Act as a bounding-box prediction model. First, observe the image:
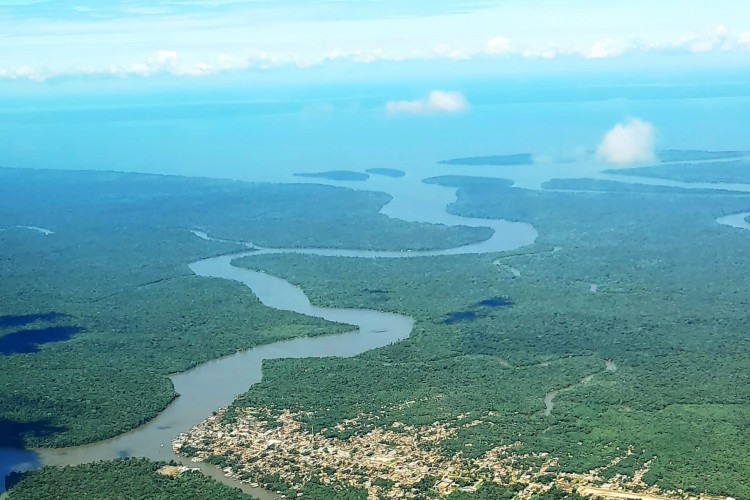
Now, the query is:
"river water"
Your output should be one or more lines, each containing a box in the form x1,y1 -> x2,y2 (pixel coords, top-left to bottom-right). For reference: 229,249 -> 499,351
0,172 -> 537,497
3,162 -> 750,497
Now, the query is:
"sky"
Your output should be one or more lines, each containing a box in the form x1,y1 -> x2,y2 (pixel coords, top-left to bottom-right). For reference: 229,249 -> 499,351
1,0 -> 749,177
2,0 -> 750,90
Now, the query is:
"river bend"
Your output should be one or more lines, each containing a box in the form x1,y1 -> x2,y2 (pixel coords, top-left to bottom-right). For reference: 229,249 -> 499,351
3,178 -> 750,497
0,178 -> 536,497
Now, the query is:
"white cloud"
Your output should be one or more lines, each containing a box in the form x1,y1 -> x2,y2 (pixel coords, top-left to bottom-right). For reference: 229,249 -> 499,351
123,7 -> 174,15
3,10 -> 750,83
426,90 -> 468,112
325,48 -> 389,64
738,32 -> 750,48
433,44 -> 468,60
585,38 -> 628,59
673,24 -> 731,53
386,100 -> 425,114
485,36 -> 512,55
386,90 -> 469,115
154,50 -> 177,64
596,118 -> 656,165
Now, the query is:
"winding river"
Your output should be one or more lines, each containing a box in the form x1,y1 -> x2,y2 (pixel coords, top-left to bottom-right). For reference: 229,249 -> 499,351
716,212 -> 750,231
0,179 -> 536,497
3,168 -> 750,497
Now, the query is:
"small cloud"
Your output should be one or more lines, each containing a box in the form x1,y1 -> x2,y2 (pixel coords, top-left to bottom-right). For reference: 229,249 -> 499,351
585,38 -> 628,59
154,50 -> 178,64
485,36 -> 512,55
0,65 -> 47,82
433,44 -> 468,60
596,118 -> 656,165
674,24 -> 731,53
386,90 -> 469,115
386,99 -> 425,114
521,43 -> 562,59
427,90 -> 468,112
123,6 -> 173,15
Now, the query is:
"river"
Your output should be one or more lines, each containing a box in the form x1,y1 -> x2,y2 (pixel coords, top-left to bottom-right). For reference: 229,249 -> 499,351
0,174 -> 536,498
3,165 -> 750,497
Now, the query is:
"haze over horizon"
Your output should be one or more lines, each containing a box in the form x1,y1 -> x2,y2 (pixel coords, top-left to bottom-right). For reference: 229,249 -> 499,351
1,1 -> 749,179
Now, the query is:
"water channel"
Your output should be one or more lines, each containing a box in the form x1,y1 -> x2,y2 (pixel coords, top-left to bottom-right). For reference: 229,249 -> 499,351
1,177 -> 537,498
3,166 -> 750,497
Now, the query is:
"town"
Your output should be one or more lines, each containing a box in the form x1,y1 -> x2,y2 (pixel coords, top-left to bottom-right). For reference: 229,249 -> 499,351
173,407 -> 725,500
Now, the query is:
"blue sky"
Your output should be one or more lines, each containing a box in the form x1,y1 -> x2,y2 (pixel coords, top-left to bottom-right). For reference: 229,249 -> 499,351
1,1 -> 749,178
2,0 -> 749,89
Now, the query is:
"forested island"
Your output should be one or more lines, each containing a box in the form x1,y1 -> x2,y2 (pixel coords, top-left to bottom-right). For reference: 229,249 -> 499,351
365,168 -> 406,178
294,170 -> 370,181
609,159 -> 750,184
438,153 -> 535,166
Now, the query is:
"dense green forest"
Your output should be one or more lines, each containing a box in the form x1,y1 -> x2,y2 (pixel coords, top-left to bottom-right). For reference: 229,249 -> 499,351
655,150 -> 747,162
0,167 -> 487,448
224,175 -> 750,498
6,163 -> 750,498
365,168 -> 405,177
438,149 -> 747,169
5,458 -> 249,499
543,177 -> 750,194
609,159 -> 750,184
438,153 -> 535,166
294,170 -> 370,181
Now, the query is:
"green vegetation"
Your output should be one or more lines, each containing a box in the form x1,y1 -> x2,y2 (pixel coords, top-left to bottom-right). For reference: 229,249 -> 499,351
543,177 -> 749,194
447,483 -> 524,499
259,475 -> 366,500
5,458 -> 250,499
365,168 -> 405,177
7,162 -> 750,497
656,149 -> 747,162
226,175 -> 750,498
607,159 -> 750,184
439,150 -> 748,169
0,167 -> 486,447
294,170 -> 369,181
438,153 -> 534,166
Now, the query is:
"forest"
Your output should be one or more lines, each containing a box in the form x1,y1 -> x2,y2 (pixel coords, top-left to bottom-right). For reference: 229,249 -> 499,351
0,166 -> 486,448
365,168 -> 405,178
221,173 -> 750,498
294,170 -> 370,181
5,458 -> 248,499
7,460 -> 577,500
438,153 -> 535,166
610,159 -> 750,184
6,163 -> 750,498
